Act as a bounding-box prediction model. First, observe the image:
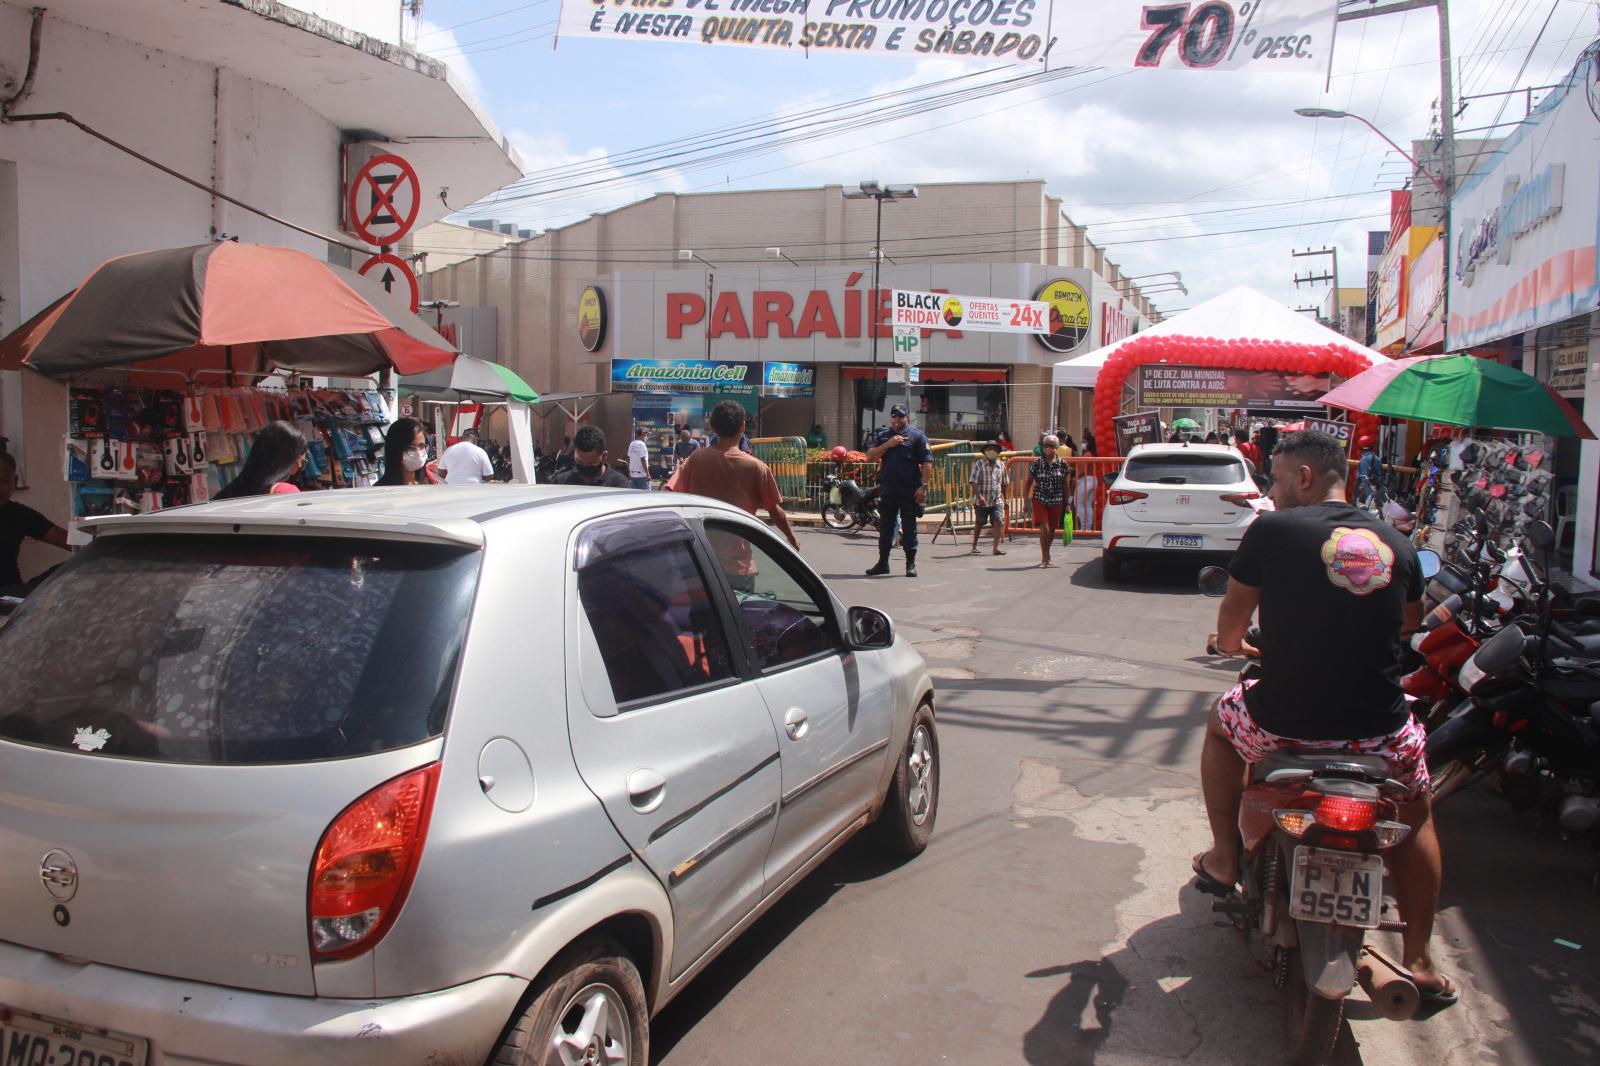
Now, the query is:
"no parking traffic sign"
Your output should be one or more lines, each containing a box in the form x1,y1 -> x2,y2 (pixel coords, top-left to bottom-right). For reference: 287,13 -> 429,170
346,152 -> 421,246
358,253 -> 420,314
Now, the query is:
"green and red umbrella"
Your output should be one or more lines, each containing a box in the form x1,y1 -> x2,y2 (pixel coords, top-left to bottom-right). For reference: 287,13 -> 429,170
402,353 -> 539,404
0,242 -> 456,378
1320,353 -> 1594,439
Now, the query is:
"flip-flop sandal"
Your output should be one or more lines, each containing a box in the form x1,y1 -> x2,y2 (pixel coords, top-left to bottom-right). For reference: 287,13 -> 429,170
1414,975 -> 1459,1016
968,548 -> 982,555
993,549 -> 1006,556
1191,851 -> 1236,898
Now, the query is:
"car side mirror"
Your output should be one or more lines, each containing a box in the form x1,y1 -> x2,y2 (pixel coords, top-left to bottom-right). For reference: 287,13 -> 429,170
1416,549 -> 1442,580
1101,472 -> 1118,488
1198,566 -> 1230,598
848,605 -> 895,649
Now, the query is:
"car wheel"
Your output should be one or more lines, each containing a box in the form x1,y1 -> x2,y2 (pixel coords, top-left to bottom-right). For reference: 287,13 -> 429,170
491,937 -> 648,1066
876,704 -> 939,856
1101,552 -> 1123,582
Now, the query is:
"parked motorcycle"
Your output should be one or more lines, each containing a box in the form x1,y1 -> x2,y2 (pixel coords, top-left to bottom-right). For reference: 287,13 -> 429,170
822,471 -> 879,533
1199,560 -> 1441,1064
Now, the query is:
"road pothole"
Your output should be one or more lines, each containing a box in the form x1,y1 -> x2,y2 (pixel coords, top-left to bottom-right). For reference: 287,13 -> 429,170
926,665 -> 976,681
914,637 -> 976,660
1016,653 -> 1144,682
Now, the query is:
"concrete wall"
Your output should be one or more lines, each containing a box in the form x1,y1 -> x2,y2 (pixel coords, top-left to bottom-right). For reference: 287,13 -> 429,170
1573,311 -> 1600,590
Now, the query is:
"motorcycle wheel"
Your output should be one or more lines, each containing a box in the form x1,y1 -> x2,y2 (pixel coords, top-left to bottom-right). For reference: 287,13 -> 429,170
1429,749 -> 1493,803
823,505 -> 855,531
1280,950 -> 1344,1066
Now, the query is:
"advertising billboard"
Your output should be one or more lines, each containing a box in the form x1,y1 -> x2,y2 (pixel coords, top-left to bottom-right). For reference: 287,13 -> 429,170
1136,365 -> 1329,410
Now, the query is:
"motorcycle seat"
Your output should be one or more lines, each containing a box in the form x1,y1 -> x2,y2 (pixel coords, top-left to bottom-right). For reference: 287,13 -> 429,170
1543,671 -> 1600,706
1252,750 -> 1392,786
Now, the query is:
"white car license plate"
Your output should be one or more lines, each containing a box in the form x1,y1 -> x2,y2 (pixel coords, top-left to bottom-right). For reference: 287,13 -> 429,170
1163,534 -> 1203,548
0,1009 -> 148,1066
1289,846 -> 1383,929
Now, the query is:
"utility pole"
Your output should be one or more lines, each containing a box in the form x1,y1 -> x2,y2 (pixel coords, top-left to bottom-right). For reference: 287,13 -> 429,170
1292,246 -> 1338,288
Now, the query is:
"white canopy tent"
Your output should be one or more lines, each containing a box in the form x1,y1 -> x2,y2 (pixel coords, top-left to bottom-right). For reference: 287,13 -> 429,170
1052,286 -> 1385,388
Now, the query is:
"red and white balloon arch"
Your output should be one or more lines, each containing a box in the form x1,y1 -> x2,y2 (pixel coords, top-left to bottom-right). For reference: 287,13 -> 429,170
1091,334 -> 1380,452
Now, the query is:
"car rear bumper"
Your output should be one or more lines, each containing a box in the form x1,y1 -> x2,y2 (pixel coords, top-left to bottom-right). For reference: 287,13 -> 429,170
1104,530 -> 1247,556
0,939 -> 524,1066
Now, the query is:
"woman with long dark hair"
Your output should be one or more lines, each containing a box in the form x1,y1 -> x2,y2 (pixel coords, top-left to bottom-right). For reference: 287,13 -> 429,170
375,418 -> 437,486
214,420 -> 307,499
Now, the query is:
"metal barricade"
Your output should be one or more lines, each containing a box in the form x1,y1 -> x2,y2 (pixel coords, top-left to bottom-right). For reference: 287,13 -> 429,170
751,436 -> 809,506
1002,455 -> 1123,538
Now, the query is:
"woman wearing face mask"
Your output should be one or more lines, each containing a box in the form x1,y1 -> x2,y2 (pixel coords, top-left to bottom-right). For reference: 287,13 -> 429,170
375,418 -> 438,486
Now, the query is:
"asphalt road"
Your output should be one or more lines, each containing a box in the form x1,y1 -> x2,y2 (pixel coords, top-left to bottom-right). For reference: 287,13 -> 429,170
650,526 -> 1600,1065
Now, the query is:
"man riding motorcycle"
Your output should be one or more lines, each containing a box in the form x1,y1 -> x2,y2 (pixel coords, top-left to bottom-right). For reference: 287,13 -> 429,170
1194,429 -> 1458,1012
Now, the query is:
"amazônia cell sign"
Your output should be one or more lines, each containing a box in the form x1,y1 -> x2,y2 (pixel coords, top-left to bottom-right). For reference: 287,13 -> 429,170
558,0 -> 1336,75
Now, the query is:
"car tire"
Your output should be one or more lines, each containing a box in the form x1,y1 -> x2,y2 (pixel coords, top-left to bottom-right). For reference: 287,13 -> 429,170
876,704 -> 939,856
1101,552 -> 1123,582
491,936 -> 649,1066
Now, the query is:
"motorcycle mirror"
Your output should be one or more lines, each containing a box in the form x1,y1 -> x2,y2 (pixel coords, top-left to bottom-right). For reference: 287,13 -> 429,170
1527,520 -> 1556,551
1416,549 -> 1442,580
1198,566 -> 1231,598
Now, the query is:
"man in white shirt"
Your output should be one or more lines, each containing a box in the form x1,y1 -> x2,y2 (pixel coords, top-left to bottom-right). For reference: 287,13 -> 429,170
626,429 -> 651,490
437,428 -> 495,485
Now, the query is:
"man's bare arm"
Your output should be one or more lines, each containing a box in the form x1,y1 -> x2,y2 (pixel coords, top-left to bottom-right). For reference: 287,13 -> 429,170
769,504 -> 800,551
1215,579 -> 1262,656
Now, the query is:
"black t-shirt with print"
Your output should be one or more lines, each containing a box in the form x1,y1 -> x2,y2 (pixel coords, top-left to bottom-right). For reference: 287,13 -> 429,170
1,501 -> 53,587
1228,501 -> 1422,741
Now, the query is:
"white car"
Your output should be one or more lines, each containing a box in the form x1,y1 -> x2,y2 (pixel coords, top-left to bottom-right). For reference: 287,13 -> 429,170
1099,443 -> 1264,581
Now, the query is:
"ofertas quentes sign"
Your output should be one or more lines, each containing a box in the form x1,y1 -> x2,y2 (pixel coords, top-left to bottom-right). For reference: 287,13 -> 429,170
891,289 -> 1049,334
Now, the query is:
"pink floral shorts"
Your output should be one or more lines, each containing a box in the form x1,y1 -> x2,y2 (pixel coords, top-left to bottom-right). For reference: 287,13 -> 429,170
1215,679 -> 1430,801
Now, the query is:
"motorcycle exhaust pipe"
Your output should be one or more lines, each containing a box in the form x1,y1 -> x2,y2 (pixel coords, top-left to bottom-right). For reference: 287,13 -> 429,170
1357,946 -> 1420,1021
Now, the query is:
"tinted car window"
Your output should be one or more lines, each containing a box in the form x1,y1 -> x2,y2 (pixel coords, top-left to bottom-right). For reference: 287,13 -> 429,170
578,541 -> 736,705
705,524 -> 836,670
0,534 -> 479,764
1124,454 -> 1247,486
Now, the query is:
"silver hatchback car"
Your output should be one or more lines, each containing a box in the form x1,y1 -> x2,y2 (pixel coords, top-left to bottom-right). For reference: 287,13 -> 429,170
0,486 -> 938,1065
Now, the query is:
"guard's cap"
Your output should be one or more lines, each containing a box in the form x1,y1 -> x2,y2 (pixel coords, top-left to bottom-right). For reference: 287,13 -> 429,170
889,403 -> 909,417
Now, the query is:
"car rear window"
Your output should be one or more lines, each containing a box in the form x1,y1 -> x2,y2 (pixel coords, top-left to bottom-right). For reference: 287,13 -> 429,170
1124,454 -> 1247,486
0,534 -> 480,764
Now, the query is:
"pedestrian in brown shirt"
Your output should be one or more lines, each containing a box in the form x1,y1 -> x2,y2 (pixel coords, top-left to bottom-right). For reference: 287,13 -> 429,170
666,401 -> 800,561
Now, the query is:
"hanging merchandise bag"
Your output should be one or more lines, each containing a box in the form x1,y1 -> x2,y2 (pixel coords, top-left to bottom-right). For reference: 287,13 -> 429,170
1061,509 -> 1074,547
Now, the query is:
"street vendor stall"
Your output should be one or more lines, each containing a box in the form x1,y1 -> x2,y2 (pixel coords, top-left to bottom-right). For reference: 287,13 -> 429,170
401,353 -> 540,483
0,242 -> 457,519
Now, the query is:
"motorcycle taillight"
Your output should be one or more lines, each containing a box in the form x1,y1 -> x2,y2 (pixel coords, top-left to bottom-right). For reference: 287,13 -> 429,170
1313,794 -> 1376,832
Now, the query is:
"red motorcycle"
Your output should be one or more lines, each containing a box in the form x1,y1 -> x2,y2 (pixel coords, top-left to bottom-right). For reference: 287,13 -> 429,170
1201,566 -> 1431,1065
1402,594 -> 1480,731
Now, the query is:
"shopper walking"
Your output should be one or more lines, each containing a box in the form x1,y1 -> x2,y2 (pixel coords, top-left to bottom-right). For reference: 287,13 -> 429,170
1025,435 -> 1069,569
375,417 -> 439,486
666,400 -> 800,557
214,420 -> 307,499
550,425 -> 632,488
864,403 -> 933,578
437,427 -> 494,485
968,442 -> 1008,557
0,451 -> 70,593
626,428 -> 651,490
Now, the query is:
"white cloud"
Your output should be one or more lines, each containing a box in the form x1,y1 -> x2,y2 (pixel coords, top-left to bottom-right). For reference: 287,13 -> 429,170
413,18 -> 489,108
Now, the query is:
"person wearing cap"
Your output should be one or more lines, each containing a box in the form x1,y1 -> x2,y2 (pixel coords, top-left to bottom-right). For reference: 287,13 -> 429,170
1356,434 -> 1382,507
968,442 -> 1008,557
864,403 -> 933,577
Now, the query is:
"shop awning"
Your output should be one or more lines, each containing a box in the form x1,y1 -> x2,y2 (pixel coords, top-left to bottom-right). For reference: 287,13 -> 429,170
402,353 -> 539,403
842,367 -> 1009,382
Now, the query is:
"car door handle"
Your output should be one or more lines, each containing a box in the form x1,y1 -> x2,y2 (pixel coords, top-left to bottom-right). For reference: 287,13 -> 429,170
784,707 -> 809,741
626,768 -> 667,813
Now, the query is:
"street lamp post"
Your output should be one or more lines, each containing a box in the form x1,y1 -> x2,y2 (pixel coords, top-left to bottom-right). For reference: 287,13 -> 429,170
843,180 -> 918,439
1293,108 -> 1448,195
678,250 -> 717,362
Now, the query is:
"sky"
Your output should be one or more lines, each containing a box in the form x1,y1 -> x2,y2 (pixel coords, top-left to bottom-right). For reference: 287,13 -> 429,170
404,0 -> 1598,318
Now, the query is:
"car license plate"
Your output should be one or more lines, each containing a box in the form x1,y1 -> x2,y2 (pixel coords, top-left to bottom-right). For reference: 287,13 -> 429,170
1176,494 -> 1190,505
1163,534 -> 1203,548
1289,846 -> 1383,929
0,1009 -> 148,1066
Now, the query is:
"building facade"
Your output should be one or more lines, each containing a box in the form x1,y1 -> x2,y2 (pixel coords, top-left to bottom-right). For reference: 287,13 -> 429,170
422,180 -> 1169,452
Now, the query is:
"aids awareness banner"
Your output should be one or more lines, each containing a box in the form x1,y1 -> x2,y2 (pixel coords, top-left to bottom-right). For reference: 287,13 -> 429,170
557,0 -> 1336,75
892,289 -> 1049,334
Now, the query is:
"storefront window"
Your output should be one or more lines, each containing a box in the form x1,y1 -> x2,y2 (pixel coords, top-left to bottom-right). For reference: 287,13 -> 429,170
922,385 -> 1007,442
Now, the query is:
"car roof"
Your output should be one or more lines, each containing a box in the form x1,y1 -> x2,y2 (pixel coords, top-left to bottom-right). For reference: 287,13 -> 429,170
1126,443 -> 1244,459
80,486 -> 755,548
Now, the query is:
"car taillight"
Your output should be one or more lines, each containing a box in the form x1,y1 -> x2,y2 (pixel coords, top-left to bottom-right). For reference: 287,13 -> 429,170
1313,794 -> 1376,832
1107,489 -> 1147,506
1220,491 -> 1260,507
309,762 -> 441,960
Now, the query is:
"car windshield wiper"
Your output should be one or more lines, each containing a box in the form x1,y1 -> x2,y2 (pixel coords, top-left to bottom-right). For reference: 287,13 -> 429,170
1157,476 -> 1188,484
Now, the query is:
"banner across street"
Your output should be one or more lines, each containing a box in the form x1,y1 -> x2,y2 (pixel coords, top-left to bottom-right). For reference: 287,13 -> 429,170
556,0 -> 1337,76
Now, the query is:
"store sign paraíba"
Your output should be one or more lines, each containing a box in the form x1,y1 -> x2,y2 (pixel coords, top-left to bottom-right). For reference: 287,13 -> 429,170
1136,365 -> 1330,410
600,264 -> 1102,364
1449,49 -> 1600,348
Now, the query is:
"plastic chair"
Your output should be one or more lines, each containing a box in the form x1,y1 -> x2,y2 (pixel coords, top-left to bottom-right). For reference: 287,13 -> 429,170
1555,484 -> 1578,550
